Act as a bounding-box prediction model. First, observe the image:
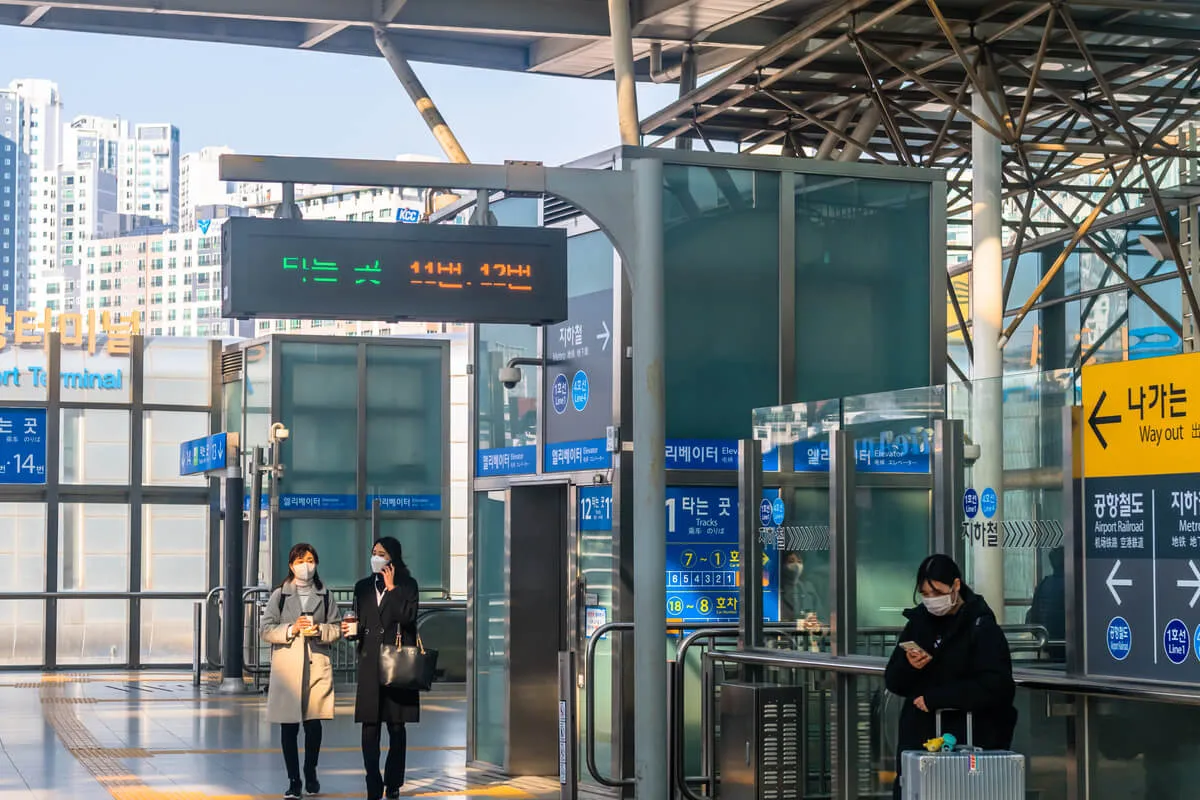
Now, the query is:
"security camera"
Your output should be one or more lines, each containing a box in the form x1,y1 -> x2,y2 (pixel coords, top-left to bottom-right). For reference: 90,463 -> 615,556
963,440 -> 981,465
269,422 -> 290,443
499,366 -> 522,390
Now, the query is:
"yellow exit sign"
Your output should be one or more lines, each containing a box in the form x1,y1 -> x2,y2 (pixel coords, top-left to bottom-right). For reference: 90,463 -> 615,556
1082,352 -> 1200,478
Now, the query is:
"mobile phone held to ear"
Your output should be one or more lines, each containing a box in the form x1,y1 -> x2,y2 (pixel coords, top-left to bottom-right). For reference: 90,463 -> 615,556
900,640 -> 931,660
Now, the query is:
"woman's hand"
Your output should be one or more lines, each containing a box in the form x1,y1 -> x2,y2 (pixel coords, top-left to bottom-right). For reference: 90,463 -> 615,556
906,648 -> 932,670
340,620 -> 351,635
914,696 -> 929,712
382,563 -> 396,592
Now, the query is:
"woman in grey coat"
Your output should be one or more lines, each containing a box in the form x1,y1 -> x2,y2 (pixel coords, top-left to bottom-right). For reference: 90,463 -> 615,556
261,543 -> 342,800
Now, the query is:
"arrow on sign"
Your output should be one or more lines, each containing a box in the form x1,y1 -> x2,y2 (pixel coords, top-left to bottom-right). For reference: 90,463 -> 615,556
1107,560 -> 1132,605
1178,560 -> 1200,608
597,321 -> 611,351
1088,390 -> 1122,449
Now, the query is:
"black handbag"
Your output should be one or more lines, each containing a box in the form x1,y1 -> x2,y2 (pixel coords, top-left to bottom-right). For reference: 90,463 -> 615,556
379,630 -> 439,692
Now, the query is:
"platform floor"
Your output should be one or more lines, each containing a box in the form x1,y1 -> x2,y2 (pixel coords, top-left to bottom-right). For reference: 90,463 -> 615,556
0,673 -> 585,800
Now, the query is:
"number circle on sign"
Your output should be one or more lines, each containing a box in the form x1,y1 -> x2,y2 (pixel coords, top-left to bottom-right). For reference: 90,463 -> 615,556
1164,619 -> 1190,665
759,499 -> 773,527
980,488 -> 998,519
963,488 -> 979,519
551,373 -> 569,415
1106,616 -> 1131,661
571,370 -> 589,412
771,497 -> 786,526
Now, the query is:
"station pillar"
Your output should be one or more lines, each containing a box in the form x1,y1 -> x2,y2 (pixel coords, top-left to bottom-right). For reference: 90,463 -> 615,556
970,90 -> 1006,605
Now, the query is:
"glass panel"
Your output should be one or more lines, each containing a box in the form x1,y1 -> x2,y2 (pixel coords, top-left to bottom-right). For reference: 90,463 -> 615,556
143,411 -> 209,486
490,196 -> 539,227
59,503 -> 129,592
366,344 -> 443,500
1088,694 -> 1200,799
277,518 -> 358,589
223,379 -> 243,437
856,487 -> 930,652
280,341 -> 358,496
57,598 -> 127,664
473,490 -> 507,766
140,599 -> 197,664
242,341 -> 271,451
0,599 -> 44,666
59,345 -> 132,404
0,503 -> 46,592
794,176 -> 932,401
142,504 -> 207,591
664,165 -> 779,438
377,519 -> 443,595
476,325 -> 537,457
577,486 -> 615,782
0,344 -> 49,401
143,337 -> 211,405
1128,277 -> 1183,360
61,408 -> 130,484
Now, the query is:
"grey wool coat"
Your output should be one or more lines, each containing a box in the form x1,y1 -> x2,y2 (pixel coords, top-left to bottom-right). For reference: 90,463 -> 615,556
260,582 -> 343,723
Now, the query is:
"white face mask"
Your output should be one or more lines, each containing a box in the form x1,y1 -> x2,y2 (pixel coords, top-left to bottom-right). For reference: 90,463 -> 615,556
292,562 -> 315,582
786,563 -> 803,577
922,592 -> 956,616
370,555 -> 389,574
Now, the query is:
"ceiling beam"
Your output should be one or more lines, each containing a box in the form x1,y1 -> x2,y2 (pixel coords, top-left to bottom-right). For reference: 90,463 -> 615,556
19,4 -> 50,24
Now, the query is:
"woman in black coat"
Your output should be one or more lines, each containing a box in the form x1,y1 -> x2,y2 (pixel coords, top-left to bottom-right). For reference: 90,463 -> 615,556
344,536 -> 420,800
884,554 -> 1017,800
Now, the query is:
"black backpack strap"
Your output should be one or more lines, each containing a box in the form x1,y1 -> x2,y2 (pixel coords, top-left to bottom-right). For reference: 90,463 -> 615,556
278,590 -> 286,614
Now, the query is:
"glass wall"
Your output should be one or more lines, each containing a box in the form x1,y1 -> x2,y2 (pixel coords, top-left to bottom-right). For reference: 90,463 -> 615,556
0,334 -> 215,668
473,490 -> 507,766
662,164 -> 780,439
280,341 -> 358,498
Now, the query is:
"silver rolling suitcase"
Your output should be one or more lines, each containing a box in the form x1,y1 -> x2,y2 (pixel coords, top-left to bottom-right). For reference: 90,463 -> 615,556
900,710 -> 1025,800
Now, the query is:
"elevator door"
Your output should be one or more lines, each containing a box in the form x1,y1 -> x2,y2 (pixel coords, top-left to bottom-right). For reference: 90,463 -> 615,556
508,482 -> 569,775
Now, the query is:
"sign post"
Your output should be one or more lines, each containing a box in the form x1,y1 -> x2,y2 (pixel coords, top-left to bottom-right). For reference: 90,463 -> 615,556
180,431 -> 246,692
1082,352 -> 1200,681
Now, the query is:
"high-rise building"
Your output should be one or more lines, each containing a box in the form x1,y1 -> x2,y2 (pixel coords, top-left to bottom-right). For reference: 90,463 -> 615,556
8,79 -> 63,311
0,87 -> 25,311
180,146 -> 236,232
118,123 -> 180,230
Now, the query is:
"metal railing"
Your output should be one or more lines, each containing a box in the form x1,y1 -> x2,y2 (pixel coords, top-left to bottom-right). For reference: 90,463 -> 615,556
583,620 -> 1058,797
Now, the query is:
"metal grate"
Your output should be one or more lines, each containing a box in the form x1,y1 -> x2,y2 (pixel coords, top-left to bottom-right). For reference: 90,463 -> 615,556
220,349 -> 244,381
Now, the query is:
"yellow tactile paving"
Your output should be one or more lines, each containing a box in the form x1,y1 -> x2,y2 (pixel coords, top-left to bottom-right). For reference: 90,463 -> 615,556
34,673 -> 536,800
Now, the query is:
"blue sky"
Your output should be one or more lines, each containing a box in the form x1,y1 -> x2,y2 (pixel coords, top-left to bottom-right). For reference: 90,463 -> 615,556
0,26 -> 680,165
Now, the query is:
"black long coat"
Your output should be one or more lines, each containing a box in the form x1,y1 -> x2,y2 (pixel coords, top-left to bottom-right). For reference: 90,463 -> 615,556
352,570 -> 420,725
884,593 -> 1017,798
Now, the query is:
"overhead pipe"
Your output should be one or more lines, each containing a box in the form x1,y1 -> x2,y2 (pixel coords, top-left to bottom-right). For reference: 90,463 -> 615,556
837,104 -> 881,162
373,24 -> 470,164
816,106 -> 857,160
648,41 -> 743,85
608,0 -> 641,146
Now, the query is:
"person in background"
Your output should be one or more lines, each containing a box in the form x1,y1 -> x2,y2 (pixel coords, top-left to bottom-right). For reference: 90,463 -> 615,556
347,537 -> 420,800
261,543 -> 342,800
1026,547 -> 1066,660
779,551 -> 824,630
884,554 -> 1016,800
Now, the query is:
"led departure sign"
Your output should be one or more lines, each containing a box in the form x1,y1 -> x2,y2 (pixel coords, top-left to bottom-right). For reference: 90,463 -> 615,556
222,217 -> 568,324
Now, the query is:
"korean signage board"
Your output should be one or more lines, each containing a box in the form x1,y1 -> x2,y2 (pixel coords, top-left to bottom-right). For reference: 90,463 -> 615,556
0,308 -> 142,356
1082,352 -> 1200,681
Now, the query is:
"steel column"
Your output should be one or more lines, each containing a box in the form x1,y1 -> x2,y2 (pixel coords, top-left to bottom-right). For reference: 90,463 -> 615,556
737,439 -> 764,652
246,446 -> 264,586
607,0 -> 640,146
970,88 -> 1005,607
933,418 -> 965,563
218,453 -> 247,693
630,155 -> 665,800
828,429 -> 857,800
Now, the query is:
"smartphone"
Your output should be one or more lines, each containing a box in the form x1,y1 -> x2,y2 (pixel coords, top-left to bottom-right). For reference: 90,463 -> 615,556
900,641 -> 931,660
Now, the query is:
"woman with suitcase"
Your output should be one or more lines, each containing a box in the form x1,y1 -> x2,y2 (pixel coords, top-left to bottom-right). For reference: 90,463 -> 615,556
884,554 -> 1018,799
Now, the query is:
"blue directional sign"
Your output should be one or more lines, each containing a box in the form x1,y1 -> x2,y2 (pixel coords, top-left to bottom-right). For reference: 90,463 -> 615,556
179,432 -> 228,476
963,488 -> 979,519
279,494 -> 357,511
579,485 -> 614,532
759,498 -> 773,527
1107,616 -> 1131,661
980,488 -> 998,519
771,497 -> 786,526
367,494 -> 441,511
793,426 -> 933,474
665,486 -> 779,626
396,207 -> 421,223
544,286 -> 614,473
476,445 -> 537,477
0,408 -> 47,485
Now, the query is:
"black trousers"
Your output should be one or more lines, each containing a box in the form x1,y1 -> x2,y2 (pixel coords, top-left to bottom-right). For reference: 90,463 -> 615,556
361,722 -> 407,794
280,720 -> 323,781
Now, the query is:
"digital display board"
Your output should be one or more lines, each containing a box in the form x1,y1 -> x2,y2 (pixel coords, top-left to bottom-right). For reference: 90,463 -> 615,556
221,217 -> 568,324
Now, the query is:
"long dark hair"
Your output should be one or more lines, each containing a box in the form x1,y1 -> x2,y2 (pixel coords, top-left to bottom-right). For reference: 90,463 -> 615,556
913,553 -> 975,604
374,536 -> 408,572
281,542 -> 324,590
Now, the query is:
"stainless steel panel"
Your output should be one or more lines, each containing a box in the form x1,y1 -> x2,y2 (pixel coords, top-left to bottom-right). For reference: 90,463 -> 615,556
899,750 -> 1026,800
719,682 -> 805,800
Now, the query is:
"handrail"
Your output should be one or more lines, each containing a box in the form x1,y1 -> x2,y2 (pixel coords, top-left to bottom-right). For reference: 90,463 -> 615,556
0,591 -> 209,600
585,622 -> 635,788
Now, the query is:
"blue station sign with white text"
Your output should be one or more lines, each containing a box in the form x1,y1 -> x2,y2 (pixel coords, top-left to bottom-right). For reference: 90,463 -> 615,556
179,432 -> 228,476
0,408 -> 47,484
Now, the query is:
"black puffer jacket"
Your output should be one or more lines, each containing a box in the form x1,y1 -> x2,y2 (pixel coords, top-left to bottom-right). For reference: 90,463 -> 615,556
884,593 -> 1017,797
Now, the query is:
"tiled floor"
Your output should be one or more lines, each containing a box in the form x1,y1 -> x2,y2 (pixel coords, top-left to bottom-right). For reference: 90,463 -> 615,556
0,673 -> 574,800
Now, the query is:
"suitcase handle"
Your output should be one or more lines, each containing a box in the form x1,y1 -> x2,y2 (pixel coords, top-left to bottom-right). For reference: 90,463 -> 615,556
934,708 -> 975,750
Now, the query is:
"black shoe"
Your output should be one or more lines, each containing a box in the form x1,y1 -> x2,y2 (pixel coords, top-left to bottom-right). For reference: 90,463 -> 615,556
305,773 -> 321,795
284,779 -> 302,800
385,789 -> 401,799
